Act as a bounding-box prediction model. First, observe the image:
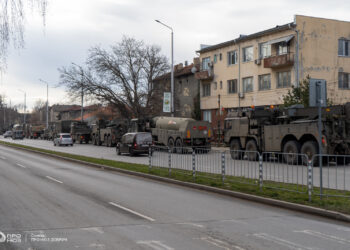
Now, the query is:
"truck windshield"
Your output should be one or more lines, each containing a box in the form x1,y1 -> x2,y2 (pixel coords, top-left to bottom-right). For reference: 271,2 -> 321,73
136,133 -> 152,143
62,135 -> 71,138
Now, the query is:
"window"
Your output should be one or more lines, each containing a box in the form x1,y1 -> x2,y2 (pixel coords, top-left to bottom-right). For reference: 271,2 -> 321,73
339,72 -> 350,89
338,39 -> 350,56
220,81 -> 223,89
242,46 -> 253,62
202,83 -> 211,97
258,74 -> 271,90
203,110 -> 212,123
202,57 -> 211,70
227,79 -> 237,94
227,50 -> 238,65
259,42 -> 271,58
242,77 -> 253,92
277,43 -> 288,55
277,71 -> 291,88
214,82 -> 217,90
214,54 -> 217,63
219,53 -> 222,61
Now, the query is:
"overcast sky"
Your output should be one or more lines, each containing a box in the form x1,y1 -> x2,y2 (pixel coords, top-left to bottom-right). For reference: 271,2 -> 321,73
1,0 -> 350,111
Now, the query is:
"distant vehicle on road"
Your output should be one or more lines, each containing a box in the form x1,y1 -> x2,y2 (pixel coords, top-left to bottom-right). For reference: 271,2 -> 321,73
70,121 -> 91,144
12,130 -> 24,140
53,133 -> 73,147
3,130 -> 12,138
92,119 -> 129,147
116,132 -> 152,156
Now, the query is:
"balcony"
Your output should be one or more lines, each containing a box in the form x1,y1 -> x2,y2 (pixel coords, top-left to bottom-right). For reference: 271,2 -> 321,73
195,70 -> 214,81
264,53 -> 294,69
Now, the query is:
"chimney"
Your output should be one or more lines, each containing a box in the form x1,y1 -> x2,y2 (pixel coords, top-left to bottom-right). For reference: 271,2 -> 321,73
184,61 -> 188,66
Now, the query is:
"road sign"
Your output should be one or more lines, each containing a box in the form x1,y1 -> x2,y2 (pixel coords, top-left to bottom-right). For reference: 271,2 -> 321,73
163,92 -> 171,113
309,79 -> 327,107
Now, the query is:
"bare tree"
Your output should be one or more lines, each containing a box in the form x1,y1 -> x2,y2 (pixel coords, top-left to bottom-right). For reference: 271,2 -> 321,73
0,0 -> 48,72
59,36 -> 169,119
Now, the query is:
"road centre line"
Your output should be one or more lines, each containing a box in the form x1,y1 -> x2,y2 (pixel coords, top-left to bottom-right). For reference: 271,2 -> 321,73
108,202 -> 155,222
16,163 -> 27,169
294,230 -> 350,244
45,176 -> 63,184
197,236 -> 245,250
137,240 -> 174,250
253,233 -> 313,250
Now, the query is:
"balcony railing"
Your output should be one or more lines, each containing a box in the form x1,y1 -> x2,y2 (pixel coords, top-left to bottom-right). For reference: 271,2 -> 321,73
263,53 -> 294,69
195,70 -> 214,80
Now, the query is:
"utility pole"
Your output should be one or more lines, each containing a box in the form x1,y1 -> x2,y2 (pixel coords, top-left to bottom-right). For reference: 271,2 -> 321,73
218,94 -> 221,146
39,79 -> 49,128
3,104 -> 6,130
18,89 -> 26,124
81,84 -> 84,122
155,19 -> 174,117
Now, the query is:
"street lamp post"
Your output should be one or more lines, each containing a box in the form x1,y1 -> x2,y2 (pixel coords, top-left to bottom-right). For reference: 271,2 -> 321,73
18,89 -> 26,124
155,19 -> 174,117
39,79 -> 49,129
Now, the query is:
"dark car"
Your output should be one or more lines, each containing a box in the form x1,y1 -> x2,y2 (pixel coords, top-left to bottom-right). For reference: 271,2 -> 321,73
3,130 -> 12,138
12,130 -> 24,140
116,132 -> 152,156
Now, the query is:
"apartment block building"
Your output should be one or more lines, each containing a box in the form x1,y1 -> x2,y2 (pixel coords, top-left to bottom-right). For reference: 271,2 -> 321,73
196,15 -> 350,131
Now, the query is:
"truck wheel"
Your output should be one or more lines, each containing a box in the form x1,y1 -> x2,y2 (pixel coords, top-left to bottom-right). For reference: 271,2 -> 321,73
245,139 -> 258,161
230,139 -> 242,160
175,138 -> 183,154
301,141 -> 318,166
129,148 -> 135,156
168,138 -> 175,153
116,145 -> 121,155
283,140 -> 300,165
107,136 -> 112,147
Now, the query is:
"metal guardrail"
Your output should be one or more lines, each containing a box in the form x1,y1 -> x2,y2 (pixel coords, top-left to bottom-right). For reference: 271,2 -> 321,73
149,146 -> 350,201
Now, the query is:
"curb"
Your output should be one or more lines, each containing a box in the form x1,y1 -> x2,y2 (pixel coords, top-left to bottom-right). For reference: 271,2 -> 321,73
1,142 -> 350,223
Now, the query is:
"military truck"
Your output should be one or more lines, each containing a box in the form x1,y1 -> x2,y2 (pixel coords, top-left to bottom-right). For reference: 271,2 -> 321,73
12,124 -> 24,140
29,124 -> 45,139
91,119 -> 129,147
70,121 -> 91,144
224,104 -> 350,163
130,116 -> 212,153
51,120 -> 74,140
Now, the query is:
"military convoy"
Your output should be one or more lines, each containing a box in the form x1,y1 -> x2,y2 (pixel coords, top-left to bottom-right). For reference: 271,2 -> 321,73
70,121 -> 91,144
91,119 -> 129,147
29,124 -> 45,139
224,103 -> 350,162
130,116 -> 212,153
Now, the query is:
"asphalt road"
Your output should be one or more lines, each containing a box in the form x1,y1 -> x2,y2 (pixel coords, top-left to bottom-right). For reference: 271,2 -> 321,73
1,144 -> 350,250
1,137 -> 350,191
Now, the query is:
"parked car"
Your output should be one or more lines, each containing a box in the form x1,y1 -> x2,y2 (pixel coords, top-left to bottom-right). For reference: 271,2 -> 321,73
3,131 -> 12,138
116,132 -> 152,156
53,133 -> 73,147
12,130 -> 24,140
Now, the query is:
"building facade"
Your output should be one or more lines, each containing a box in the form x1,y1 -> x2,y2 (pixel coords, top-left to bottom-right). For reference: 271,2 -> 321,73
152,59 -> 200,118
196,15 -> 350,132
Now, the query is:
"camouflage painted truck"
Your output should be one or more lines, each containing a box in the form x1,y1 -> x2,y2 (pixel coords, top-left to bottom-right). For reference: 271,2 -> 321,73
70,121 -> 91,144
91,119 -> 129,147
224,104 -> 350,163
130,116 -> 212,153
51,120 -> 74,140
29,124 -> 45,139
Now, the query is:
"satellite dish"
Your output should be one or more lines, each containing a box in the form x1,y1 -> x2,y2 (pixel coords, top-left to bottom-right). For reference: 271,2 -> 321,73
191,66 -> 197,74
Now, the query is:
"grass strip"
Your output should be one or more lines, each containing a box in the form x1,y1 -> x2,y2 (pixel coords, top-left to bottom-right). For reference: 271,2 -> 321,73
1,140 -> 349,215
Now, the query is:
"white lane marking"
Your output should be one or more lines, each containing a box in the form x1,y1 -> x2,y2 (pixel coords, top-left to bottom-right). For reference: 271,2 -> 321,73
294,230 -> 350,244
220,219 -> 249,225
253,233 -> 313,250
176,222 -> 205,228
197,236 -> 245,250
336,227 -> 350,232
88,243 -> 105,249
16,163 -> 27,169
0,156 -> 6,160
137,240 -> 174,250
108,202 -> 155,222
45,176 -> 63,184
81,227 -> 104,234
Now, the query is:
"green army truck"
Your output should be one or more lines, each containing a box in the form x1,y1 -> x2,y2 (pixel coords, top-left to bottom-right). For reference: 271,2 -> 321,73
130,116 -> 212,153
224,104 -> 350,163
